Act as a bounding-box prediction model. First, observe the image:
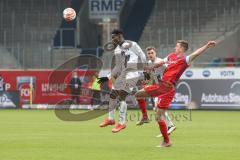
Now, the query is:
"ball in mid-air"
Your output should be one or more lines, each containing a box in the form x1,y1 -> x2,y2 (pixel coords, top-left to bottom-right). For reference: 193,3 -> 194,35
63,8 -> 76,22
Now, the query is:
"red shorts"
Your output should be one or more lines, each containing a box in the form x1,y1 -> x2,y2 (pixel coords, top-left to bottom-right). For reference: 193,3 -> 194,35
144,81 -> 175,109
157,89 -> 175,109
144,81 -> 174,97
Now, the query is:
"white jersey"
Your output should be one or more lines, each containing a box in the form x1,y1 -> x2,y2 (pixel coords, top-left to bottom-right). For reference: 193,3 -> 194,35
149,58 -> 164,108
148,57 -> 164,84
110,41 -> 146,78
111,41 -> 146,92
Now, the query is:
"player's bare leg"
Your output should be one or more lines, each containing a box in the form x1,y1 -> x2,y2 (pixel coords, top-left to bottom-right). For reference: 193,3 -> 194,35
155,108 -> 172,148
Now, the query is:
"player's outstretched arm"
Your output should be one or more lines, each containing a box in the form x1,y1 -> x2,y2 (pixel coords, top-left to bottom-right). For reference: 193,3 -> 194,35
133,42 -> 147,68
144,59 -> 165,72
188,41 -> 217,64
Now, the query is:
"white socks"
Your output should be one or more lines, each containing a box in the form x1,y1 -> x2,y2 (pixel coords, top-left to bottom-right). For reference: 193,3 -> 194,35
165,112 -> 174,127
107,98 -> 128,125
108,98 -> 117,120
119,101 -> 127,125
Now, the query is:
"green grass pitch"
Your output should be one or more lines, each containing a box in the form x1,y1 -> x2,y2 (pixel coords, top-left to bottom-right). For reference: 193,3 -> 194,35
0,109 -> 239,160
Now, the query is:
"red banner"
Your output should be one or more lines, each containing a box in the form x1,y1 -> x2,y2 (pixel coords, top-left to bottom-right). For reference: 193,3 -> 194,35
0,70 -> 100,107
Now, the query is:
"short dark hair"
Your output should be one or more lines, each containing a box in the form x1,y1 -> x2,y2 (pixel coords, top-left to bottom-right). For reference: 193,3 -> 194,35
146,46 -> 156,52
177,40 -> 188,51
111,29 -> 123,35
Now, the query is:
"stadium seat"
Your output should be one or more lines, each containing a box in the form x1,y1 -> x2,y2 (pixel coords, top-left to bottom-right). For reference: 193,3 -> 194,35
224,56 -> 235,67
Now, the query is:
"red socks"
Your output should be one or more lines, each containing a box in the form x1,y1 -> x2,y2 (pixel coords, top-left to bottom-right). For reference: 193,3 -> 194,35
158,120 -> 169,143
137,99 -> 148,119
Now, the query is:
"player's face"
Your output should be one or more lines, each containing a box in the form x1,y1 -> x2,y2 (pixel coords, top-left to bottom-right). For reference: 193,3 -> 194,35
72,72 -> 77,78
111,34 -> 122,45
147,49 -> 156,61
175,43 -> 184,54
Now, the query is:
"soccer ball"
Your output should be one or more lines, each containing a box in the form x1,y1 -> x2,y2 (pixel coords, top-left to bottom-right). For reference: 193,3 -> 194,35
63,8 -> 76,22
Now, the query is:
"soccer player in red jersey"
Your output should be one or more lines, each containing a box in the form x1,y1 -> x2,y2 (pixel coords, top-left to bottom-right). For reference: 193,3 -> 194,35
136,47 -> 176,137
135,40 -> 217,147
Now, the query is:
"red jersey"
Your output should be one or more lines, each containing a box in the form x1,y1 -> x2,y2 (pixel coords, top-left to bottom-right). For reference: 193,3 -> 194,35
162,52 -> 189,85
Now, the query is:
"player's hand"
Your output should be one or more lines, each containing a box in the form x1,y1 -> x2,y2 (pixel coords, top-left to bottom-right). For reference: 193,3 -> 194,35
113,75 -> 118,79
141,80 -> 147,85
144,66 -> 153,73
121,41 -> 132,49
97,77 -> 109,84
206,41 -> 216,48
143,72 -> 151,80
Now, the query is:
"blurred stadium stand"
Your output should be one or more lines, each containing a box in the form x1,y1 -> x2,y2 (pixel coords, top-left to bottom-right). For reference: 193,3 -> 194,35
0,0 -> 66,68
121,0 -> 155,42
0,44 -> 20,68
138,0 -> 240,66
53,0 -> 83,48
0,0 -> 239,68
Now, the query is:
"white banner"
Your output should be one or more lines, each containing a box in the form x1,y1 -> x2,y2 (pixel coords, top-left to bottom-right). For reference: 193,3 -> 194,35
181,67 -> 240,79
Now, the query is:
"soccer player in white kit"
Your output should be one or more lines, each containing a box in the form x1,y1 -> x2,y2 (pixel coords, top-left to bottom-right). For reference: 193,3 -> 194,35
98,29 -> 147,133
136,46 -> 176,137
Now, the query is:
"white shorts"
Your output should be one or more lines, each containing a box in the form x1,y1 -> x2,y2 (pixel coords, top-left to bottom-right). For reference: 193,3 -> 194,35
113,71 -> 140,93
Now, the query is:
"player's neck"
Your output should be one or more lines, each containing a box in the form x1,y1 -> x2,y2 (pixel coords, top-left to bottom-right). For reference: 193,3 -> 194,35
151,57 -> 156,62
119,39 -> 125,46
